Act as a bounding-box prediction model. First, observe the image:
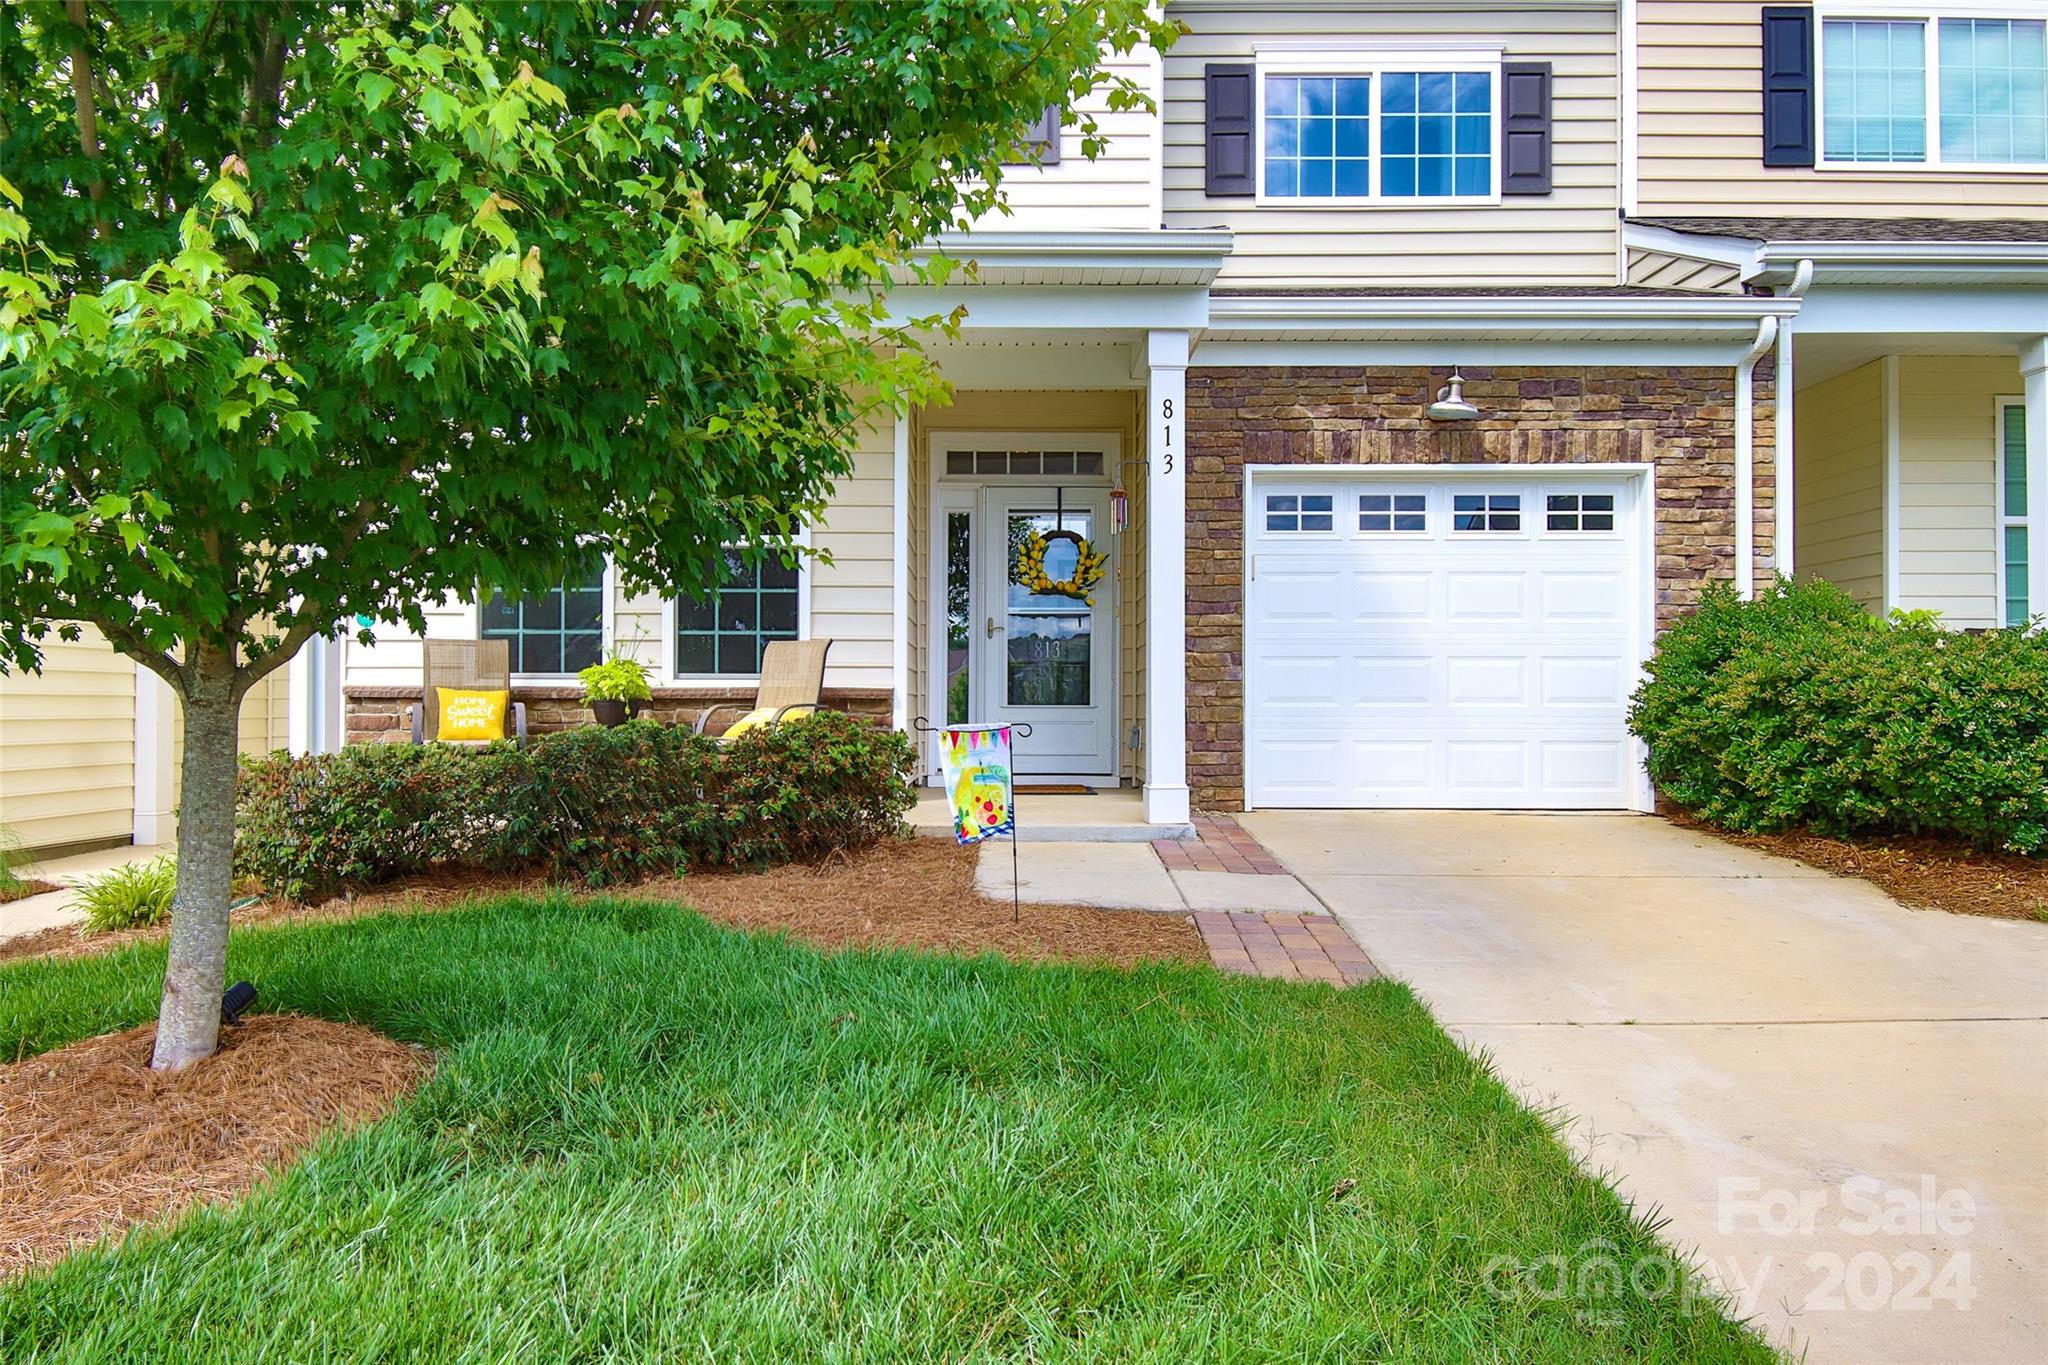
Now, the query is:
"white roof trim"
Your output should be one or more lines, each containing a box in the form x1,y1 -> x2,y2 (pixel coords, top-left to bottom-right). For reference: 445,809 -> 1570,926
1205,293 -> 1800,342
1622,221 -> 1763,273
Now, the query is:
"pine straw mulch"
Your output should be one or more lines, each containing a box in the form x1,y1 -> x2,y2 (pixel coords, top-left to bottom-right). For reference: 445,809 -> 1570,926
0,1013 -> 430,1281
0,879 -> 62,905
1669,815 -> 2048,923
1,837 -> 1206,972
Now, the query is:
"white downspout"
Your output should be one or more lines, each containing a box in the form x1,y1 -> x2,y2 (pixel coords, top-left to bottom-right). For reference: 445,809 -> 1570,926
1735,315 -> 1780,601
1772,260 -> 1814,583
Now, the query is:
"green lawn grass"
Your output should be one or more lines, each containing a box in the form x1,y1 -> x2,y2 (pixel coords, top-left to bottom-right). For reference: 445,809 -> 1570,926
0,896 -> 1771,1362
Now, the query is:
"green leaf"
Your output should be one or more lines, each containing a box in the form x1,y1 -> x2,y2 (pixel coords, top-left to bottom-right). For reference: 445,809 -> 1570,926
358,72 -> 398,113
216,400 -> 254,431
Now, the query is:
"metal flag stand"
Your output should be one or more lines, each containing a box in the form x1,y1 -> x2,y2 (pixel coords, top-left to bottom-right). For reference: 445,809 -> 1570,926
912,716 -> 1032,922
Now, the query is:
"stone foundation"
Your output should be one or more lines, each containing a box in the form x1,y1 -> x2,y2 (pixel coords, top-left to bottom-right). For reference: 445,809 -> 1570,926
1184,364 -> 1776,811
345,685 -> 893,745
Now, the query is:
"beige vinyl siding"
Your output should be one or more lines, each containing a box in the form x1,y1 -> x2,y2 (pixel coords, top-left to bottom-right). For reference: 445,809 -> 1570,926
0,628 -> 135,853
967,45 -> 1161,232
1893,355 -> 2014,627
1161,3 -> 1622,288
1794,361 -> 1885,610
236,667 -> 292,758
908,391 -> 1145,782
1636,2 -> 2048,218
341,598 -> 481,690
808,419 -> 897,691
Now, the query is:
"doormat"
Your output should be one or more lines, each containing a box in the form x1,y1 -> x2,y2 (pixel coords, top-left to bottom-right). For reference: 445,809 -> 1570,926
1015,784 -> 1094,795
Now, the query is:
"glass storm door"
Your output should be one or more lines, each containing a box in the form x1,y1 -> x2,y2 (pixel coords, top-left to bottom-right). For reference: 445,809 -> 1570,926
977,488 -> 1117,778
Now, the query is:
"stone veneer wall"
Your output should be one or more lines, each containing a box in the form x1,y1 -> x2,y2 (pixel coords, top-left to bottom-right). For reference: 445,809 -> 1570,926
346,685 -> 892,745
1184,364 -> 1776,811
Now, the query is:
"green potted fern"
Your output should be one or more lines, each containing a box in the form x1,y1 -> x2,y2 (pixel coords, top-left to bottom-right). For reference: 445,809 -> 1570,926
578,654 -> 654,727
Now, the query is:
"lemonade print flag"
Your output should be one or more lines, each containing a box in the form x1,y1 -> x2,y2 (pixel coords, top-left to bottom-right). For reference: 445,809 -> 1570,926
940,725 -> 1015,845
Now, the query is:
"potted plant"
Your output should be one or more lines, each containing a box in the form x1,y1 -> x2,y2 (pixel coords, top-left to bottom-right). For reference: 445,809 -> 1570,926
578,654 -> 653,727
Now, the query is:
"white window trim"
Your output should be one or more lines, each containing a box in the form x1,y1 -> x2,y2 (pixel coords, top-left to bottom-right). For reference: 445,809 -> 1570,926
1252,48 -> 1506,208
658,527 -> 812,687
481,558 -> 615,687
1997,394 -> 2029,627
1814,5 -> 2048,173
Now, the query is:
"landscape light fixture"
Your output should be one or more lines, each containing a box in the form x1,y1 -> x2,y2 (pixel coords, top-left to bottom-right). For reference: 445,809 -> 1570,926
1426,370 -> 1481,422
221,980 -> 258,1025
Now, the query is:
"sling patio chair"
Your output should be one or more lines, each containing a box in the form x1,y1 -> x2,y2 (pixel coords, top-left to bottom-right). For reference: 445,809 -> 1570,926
692,639 -> 833,741
407,638 -> 529,746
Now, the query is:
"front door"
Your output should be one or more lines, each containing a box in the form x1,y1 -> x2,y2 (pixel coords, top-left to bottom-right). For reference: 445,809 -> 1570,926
977,488 -> 1117,779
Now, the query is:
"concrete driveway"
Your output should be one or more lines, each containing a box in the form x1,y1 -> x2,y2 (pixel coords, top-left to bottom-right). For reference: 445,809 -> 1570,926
1242,810 -> 2048,1365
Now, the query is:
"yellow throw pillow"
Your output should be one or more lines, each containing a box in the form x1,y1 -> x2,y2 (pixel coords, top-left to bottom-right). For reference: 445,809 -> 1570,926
436,687 -> 509,742
720,706 -> 780,739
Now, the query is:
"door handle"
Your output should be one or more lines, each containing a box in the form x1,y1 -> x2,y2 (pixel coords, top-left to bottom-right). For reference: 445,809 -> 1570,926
985,616 -> 1000,638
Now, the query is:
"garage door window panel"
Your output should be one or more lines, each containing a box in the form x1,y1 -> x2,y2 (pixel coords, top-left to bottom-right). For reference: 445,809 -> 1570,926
1452,492 -> 1522,533
1545,493 -> 1616,533
1359,492 -> 1428,534
1265,492 -> 1335,534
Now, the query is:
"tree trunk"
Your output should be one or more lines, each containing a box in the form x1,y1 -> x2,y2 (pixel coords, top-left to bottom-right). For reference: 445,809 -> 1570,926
150,662 -> 242,1071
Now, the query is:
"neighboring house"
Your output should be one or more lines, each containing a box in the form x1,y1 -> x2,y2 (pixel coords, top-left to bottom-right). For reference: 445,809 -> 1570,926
11,4 -> 2038,852
1624,0 -> 2046,630
0,632 -> 318,856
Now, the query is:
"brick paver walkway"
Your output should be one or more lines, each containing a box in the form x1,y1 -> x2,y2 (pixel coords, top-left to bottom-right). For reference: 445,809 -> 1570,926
1153,814 -> 1289,875
1195,912 -> 1380,985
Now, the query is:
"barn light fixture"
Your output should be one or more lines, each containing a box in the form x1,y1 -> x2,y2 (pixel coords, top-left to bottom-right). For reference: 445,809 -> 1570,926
1426,370 -> 1481,422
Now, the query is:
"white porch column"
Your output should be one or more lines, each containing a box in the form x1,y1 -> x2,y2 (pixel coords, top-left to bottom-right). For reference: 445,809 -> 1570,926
1774,327 -> 1795,580
1143,329 -> 1190,825
287,632 -> 345,755
2023,337 -> 2047,629
890,412 -> 911,731
132,663 -> 178,846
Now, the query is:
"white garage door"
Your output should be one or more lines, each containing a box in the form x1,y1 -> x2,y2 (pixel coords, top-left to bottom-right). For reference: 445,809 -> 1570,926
1246,474 -> 1643,809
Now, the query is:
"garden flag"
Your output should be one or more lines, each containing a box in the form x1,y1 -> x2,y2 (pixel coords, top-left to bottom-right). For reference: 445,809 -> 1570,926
940,725 -> 1015,845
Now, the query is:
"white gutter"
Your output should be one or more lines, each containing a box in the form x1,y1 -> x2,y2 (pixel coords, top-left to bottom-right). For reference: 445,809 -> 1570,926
1735,315 -> 1780,600
1746,239 -> 2048,285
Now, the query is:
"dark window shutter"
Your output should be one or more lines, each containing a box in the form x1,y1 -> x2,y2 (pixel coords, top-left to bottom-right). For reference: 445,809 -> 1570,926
1002,107 -> 1062,166
1761,6 -> 1816,167
1500,62 -> 1553,195
1205,63 -> 1256,196
1028,106 -> 1061,165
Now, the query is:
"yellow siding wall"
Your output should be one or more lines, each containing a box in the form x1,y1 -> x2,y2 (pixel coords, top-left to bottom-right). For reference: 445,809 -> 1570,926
966,43 -> 1160,232
1794,361 -> 1884,610
1162,3 -> 1622,287
1636,2 -> 2048,218
1894,355 -> 2015,628
0,629 -> 135,853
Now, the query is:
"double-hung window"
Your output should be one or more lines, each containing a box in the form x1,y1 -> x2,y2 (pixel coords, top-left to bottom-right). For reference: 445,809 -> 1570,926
673,547 -> 801,677
1259,52 -> 1500,202
2000,400 -> 2030,628
1819,9 -> 2047,167
481,566 -> 606,676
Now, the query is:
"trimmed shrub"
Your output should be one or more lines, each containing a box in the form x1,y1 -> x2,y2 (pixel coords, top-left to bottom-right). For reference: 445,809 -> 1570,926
237,713 -> 916,899
1629,579 -> 2048,854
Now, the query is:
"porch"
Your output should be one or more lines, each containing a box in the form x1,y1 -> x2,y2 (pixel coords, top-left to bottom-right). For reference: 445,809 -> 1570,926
908,787 -> 1192,843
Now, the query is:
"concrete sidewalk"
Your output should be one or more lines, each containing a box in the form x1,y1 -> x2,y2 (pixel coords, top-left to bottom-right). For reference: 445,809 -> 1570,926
1244,810 -> 2048,1365
1,844 -> 168,944
972,840 -> 1323,916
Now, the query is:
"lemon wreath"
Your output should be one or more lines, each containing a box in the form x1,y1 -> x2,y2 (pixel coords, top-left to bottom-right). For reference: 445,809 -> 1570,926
1013,528 -> 1108,605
